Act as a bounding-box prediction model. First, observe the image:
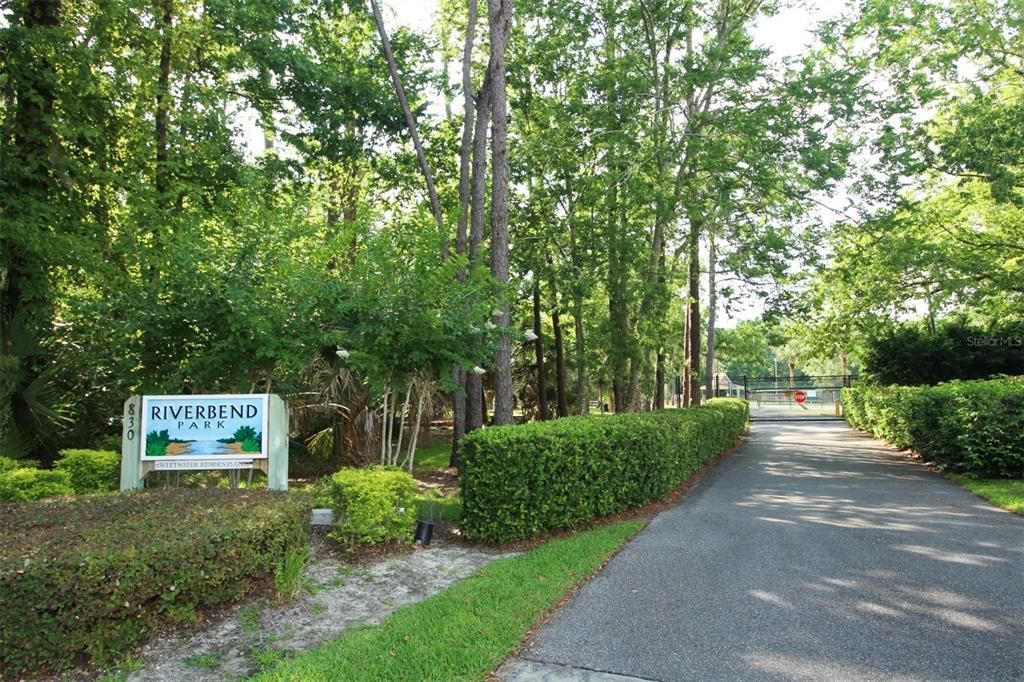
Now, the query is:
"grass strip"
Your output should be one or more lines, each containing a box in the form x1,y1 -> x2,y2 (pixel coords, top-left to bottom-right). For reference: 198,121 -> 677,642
949,475 -> 1024,514
252,520 -> 643,681
413,441 -> 452,472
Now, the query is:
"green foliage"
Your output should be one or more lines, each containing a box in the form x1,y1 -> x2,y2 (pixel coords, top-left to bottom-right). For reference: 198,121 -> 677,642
0,456 -> 39,473
459,399 -> 749,543
843,378 -> 1024,477
240,432 -> 263,453
252,520 -> 642,682
274,546 -> 311,602
863,320 -> 1024,385
323,467 -> 418,546
55,449 -> 120,493
233,426 -> 258,443
0,467 -> 74,502
0,489 -> 311,674
145,430 -> 170,457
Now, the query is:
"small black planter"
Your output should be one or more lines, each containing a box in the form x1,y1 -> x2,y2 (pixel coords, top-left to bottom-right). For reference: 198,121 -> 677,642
413,520 -> 435,546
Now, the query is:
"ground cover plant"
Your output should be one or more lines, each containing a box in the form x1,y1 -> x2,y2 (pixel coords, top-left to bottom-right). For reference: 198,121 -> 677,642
843,378 -> 1024,477
251,519 -> 643,682
0,489 -> 311,675
459,399 -> 748,542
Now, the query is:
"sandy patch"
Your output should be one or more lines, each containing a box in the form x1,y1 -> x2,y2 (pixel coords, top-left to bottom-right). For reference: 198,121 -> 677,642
124,534 -> 518,681
165,442 -> 191,456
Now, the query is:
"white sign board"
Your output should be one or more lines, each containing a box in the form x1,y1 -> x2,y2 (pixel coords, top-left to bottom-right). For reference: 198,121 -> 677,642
140,394 -> 270,462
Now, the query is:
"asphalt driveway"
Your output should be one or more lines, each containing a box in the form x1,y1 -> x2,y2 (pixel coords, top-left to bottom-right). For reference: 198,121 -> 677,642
499,421 -> 1024,682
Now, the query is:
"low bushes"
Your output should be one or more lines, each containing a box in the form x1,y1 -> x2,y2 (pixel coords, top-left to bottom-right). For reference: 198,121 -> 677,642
0,489 -> 311,674
321,466 -> 418,545
0,456 -> 39,473
55,449 -> 121,493
0,466 -> 74,502
0,448 -> 119,503
843,377 -> 1024,477
459,399 -> 748,543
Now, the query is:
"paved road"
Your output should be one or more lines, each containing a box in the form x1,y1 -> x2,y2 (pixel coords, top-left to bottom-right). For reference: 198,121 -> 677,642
499,421 -> 1024,682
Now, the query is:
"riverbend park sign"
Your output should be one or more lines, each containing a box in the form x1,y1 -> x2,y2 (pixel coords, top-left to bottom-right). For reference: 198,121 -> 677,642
120,394 -> 289,491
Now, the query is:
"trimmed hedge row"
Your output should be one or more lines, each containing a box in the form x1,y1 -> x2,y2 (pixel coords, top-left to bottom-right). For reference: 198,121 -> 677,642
459,399 -> 748,543
0,489 -> 311,674
843,377 -> 1024,477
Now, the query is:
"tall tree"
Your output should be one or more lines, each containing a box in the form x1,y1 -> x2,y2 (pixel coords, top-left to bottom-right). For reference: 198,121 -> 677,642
488,0 -> 514,425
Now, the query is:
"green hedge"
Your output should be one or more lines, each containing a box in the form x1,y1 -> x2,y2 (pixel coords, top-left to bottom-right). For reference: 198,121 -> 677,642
843,378 -> 1024,477
0,489 -> 311,674
459,399 -> 748,543
55,448 -> 121,493
323,467 -> 418,545
0,467 -> 74,502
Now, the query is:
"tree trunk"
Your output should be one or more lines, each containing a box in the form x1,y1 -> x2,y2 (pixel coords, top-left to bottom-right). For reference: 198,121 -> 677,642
533,283 -> 549,420
487,0 -> 514,425
683,287 -> 692,406
450,0 -> 480,467
686,213 -> 702,405
369,0 -> 446,257
464,79 -> 492,436
552,303 -> 569,417
565,215 -> 589,416
572,287 -> 588,415
603,21 -> 631,413
465,81 -> 492,437
655,352 -> 665,410
705,228 -> 717,400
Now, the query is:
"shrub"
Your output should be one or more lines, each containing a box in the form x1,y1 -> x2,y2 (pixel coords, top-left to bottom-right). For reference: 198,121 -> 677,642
459,399 -> 748,543
323,467 -> 418,545
0,467 -> 74,502
145,429 -> 170,456
842,377 -> 1024,477
0,456 -> 39,473
0,489 -> 311,674
55,449 -> 121,493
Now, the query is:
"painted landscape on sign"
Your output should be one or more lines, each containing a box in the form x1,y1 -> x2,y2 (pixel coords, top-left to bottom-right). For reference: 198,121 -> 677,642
141,396 -> 267,459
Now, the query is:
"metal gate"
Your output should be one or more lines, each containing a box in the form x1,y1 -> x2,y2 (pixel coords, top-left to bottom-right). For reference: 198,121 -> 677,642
741,375 -> 857,421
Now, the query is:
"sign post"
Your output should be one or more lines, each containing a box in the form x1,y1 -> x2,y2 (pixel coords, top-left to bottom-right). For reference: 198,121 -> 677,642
120,396 -> 144,490
121,394 -> 288,491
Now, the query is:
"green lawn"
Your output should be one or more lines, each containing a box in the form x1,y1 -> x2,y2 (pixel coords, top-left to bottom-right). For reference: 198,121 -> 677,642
949,475 -> 1024,514
412,441 -> 451,472
251,520 -> 643,681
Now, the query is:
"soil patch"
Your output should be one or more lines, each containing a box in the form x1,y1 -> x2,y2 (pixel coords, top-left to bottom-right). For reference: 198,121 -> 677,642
122,533 -> 517,682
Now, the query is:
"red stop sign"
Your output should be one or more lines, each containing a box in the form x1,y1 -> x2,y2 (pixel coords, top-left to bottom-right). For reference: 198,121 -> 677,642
793,390 -> 807,404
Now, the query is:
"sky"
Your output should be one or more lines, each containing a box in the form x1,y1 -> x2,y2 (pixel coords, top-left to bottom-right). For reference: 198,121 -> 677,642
386,0 -> 848,57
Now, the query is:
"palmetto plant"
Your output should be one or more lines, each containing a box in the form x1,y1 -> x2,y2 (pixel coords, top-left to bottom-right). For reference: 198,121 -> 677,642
0,310 -> 73,462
